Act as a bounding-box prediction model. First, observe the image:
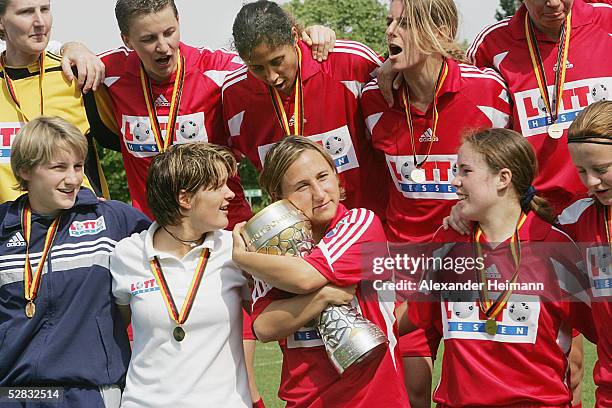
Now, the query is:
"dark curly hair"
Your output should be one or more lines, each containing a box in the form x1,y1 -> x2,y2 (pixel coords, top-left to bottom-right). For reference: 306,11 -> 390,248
232,0 -> 301,61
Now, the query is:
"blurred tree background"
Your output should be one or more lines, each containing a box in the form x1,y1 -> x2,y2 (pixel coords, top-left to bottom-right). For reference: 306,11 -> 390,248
495,0 -> 521,20
284,0 -> 388,55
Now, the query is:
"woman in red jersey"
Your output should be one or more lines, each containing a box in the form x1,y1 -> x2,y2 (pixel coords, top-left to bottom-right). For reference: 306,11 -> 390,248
558,100 -> 612,407
232,137 -> 409,408
223,0 -> 388,217
360,1 -> 511,404
404,128 -> 597,407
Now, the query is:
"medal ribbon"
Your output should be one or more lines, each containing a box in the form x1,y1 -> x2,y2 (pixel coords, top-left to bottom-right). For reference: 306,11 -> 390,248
474,212 -> 527,320
604,205 -> 612,257
269,45 -> 304,136
525,11 -> 571,126
150,247 -> 210,326
0,52 -> 46,120
21,204 -> 60,303
401,59 -> 449,168
139,50 -> 185,153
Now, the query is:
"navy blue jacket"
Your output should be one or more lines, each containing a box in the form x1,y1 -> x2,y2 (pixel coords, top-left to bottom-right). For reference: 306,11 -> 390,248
0,188 -> 150,387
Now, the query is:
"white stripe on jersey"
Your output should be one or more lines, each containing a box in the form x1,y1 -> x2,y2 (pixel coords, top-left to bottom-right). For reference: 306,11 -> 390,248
222,73 -> 248,96
378,297 -> 399,369
331,48 -> 382,67
251,277 -> 273,306
223,66 -> 248,84
557,198 -> 596,226
460,73 -> 507,89
204,70 -> 234,87
324,209 -> 375,264
98,46 -> 130,59
591,3 -> 612,9
361,80 -> 380,94
341,80 -> 365,98
334,40 -> 381,65
459,65 -> 507,88
197,46 -> 231,53
466,18 -> 511,63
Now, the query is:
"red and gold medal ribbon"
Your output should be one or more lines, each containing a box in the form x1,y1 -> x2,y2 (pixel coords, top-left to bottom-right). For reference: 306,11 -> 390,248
525,11 -> 572,126
21,204 -> 60,304
139,50 -> 185,153
0,52 -> 46,121
474,212 -> 528,320
149,247 -> 210,327
269,45 -> 304,136
401,59 -> 448,168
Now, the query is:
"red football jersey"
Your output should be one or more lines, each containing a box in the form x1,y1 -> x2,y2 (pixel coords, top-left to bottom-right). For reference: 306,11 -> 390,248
467,0 -> 612,213
100,42 -> 252,225
222,40 -> 389,216
558,198 -> 612,407
360,58 -> 511,243
409,211 -> 596,407
251,204 -> 409,408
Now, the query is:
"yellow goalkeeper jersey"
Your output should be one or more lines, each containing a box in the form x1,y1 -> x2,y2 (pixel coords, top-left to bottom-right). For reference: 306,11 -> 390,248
0,51 -> 118,202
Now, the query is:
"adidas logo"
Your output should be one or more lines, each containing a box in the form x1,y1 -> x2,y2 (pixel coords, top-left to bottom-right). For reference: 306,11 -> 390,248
553,60 -> 574,72
155,94 -> 170,107
7,232 -> 26,248
419,128 -> 438,142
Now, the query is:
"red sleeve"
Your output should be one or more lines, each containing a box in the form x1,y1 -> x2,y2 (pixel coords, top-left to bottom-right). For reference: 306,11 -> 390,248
196,46 -> 243,74
304,208 -> 386,286
327,40 -> 383,84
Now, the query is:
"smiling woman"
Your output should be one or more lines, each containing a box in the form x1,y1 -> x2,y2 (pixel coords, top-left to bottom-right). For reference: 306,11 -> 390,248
0,116 -> 150,408
109,142 -> 253,408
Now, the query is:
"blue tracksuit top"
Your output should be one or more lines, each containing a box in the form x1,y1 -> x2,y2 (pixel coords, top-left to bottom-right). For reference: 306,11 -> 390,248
0,188 -> 150,387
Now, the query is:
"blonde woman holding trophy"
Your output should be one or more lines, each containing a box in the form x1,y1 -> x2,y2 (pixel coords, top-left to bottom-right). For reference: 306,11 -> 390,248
233,136 -> 408,408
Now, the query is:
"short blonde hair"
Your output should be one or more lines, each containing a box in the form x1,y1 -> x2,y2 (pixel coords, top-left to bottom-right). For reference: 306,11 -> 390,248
400,0 -> 466,62
11,116 -> 88,191
146,143 -> 237,227
259,136 -> 339,201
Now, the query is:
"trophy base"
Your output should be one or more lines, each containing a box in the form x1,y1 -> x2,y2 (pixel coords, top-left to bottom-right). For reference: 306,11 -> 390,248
330,326 -> 389,375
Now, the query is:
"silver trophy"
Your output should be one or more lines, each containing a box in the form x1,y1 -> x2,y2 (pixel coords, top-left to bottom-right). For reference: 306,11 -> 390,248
242,200 -> 388,374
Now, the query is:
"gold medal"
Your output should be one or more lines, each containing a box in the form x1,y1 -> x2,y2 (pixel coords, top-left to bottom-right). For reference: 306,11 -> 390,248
410,168 -> 427,183
485,318 -> 498,335
547,123 -> 564,139
25,301 -> 35,318
173,326 -> 185,342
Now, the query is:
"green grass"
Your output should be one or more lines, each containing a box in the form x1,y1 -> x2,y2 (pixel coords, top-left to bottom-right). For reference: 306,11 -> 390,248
254,340 -> 598,407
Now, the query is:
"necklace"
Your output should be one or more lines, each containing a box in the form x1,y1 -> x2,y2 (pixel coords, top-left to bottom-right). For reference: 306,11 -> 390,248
162,226 -> 203,248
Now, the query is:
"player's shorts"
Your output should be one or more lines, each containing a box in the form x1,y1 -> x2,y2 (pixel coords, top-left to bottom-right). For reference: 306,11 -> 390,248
243,308 -> 256,341
399,327 -> 441,358
596,386 -> 612,408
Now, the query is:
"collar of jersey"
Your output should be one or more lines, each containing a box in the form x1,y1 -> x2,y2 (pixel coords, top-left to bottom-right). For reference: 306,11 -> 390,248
392,57 -> 461,112
143,221 -> 216,261
1,187 -> 98,232
509,0 -> 592,42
